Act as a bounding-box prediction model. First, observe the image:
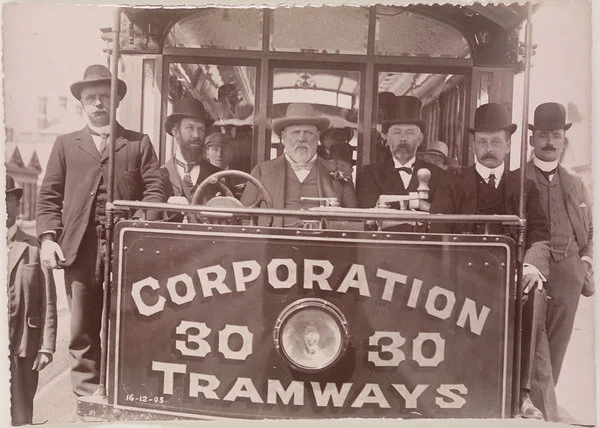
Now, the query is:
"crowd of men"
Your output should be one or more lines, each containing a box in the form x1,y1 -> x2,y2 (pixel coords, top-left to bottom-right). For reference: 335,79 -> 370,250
6,63 -> 593,424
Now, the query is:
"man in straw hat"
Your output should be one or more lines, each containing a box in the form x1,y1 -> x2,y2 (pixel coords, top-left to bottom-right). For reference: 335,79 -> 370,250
525,102 -> 593,416
161,97 -> 221,209
241,103 -> 357,227
7,175 -> 56,425
357,95 -> 444,210
430,102 -> 554,419
36,64 -> 165,396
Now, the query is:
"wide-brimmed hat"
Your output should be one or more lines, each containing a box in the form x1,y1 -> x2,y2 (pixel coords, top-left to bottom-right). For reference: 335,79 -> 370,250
272,103 -> 330,137
70,64 -> 127,101
382,95 -> 426,133
528,102 -> 572,132
425,140 -> 449,157
6,175 -> 23,200
165,97 -> 214,136
468,103 -> 517,135
329,142 -> 356,166
205,131 -> 232,147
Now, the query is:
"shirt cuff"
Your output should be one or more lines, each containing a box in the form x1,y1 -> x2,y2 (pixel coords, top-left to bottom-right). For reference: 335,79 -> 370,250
581,256 -> 593,266
39,348 -> 54,355
523,263 -> 547,282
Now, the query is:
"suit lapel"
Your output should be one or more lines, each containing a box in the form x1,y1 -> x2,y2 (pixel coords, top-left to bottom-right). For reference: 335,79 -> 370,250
265,156 -> 286,209
77,127 -> 102,162
100,124 -> 128,163
8,230 -> 29,276
379,159 -> 406,193
460,166 -> 479,214
164,159 -> 184,196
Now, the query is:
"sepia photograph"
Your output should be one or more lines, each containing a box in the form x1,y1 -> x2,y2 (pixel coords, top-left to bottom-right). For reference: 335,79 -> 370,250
1,0 -> 596,426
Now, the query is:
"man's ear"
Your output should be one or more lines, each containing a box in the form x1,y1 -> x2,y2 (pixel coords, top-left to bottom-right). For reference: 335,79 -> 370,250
529,134 -> 534,147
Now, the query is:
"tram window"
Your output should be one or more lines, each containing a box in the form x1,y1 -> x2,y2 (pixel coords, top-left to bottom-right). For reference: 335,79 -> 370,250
377,72 -> 466,165
270,68 -> 360,178
270,7 -> 369,55
165,8 -> 263,51
375,6 -> 471,59
166,62 -> 256,172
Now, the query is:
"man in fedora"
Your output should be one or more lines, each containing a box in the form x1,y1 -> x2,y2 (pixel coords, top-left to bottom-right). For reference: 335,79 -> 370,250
357,95 -> 444,210
430,102 -> 554,419
7,175 -> 56,425
241,103 -> 357,227
418,140 -> 460,174
36,64 -> 165,396
161,97 -> 222,209
526,102 -> 593,401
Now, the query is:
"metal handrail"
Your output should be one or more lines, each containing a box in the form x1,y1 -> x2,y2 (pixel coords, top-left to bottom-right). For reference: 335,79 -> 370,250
111,200 -> 525,226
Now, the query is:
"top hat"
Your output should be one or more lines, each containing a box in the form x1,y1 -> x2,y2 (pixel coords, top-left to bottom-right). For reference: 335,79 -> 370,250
70,64 -> 127,101
272,103 -> 330,137
165,97 -> 214,136
205,131 -> 233,147
382,95 -> 426,133
468,103 -> 517,135
6,175 -> 23,200
328,142 -> 356,166
528,102 -> 572,131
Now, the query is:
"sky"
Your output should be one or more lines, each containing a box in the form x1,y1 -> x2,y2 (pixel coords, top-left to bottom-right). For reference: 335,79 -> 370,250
3,3 -> 114,131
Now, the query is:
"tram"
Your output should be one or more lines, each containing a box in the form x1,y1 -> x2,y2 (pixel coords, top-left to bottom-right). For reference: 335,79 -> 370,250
81,3 -> 539,421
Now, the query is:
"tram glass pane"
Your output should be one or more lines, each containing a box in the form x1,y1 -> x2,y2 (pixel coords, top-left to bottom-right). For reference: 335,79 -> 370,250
375,6 -> 471,58
377,72 -> 466,168
167,62 -> 256,172
271,67 -> 360,181
165,8 -> 262,50
270,7 -> 368,54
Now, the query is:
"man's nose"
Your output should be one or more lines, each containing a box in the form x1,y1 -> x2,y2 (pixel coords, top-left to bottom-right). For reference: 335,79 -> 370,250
94,97 -> 104,107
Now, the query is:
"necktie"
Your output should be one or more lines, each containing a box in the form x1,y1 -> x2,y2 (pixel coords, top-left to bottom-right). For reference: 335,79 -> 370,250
538,167 -> 557,182
89,130 -> 109,155
175,158 -> 198,187
396,167 -> 412,175
487,173 -> 496,188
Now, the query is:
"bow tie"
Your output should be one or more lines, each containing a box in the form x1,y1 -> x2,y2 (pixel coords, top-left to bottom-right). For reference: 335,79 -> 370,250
288,159 -> 316,172
175,158 -> 200,174
396,166 -> 412,174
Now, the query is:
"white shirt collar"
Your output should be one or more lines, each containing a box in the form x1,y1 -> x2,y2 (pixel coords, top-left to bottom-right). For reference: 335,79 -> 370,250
475,161 -> 505,185
533,156 -> 559,172
88,122 -> 111,135
173,145 -> 201,184
392,156 -> 416,170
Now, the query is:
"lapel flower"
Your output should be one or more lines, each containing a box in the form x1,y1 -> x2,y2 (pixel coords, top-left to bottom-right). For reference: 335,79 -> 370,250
329,169 -> 351,183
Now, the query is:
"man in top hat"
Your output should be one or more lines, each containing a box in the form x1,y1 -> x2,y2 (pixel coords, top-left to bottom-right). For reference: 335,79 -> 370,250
240,103 -> 357,227
357,95 -> 444,210
430,102 -> 554,419
526,102 -> 593,401
7,175 -> 56,425
36,64 -> 165,396
418,140 -> 460,174
161,97 -> 222,210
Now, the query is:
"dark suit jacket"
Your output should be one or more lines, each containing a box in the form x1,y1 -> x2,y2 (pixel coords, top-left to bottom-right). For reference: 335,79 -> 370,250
36,124 -> 166,266
8,228 -> 57,358
357,158 -> 445,208
526,161 -> 593,260
430,165 -> 551,276
240,155 -> 358,227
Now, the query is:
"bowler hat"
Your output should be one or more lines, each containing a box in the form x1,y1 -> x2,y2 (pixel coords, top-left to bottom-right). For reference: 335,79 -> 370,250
528,102 -> 572,132
382,95 -> 426,133
205,131 -> 232,147
6,175 -> 23,200
467,103 -> 517,135
272,103 -> 330,137
70,64 -> 127,101
165,97 -> 214,136
329,143 -> 356,166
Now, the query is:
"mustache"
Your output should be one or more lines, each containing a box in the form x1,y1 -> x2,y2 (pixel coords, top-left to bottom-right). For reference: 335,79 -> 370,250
481,153 -> 497,160
542,145 -> 557,151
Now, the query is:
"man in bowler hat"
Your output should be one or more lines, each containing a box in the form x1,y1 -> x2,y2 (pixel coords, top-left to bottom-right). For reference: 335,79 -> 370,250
161,97 -> 221,208
430,102 -> 554,419
241,103 -> 357,227
525,102 -> 593,417
357,95 -> 444,210
36,64 -> 165,396
7,175 -> 56,425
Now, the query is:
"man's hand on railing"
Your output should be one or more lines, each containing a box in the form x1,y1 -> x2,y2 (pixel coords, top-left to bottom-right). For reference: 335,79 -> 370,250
167,196 -> 190,205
